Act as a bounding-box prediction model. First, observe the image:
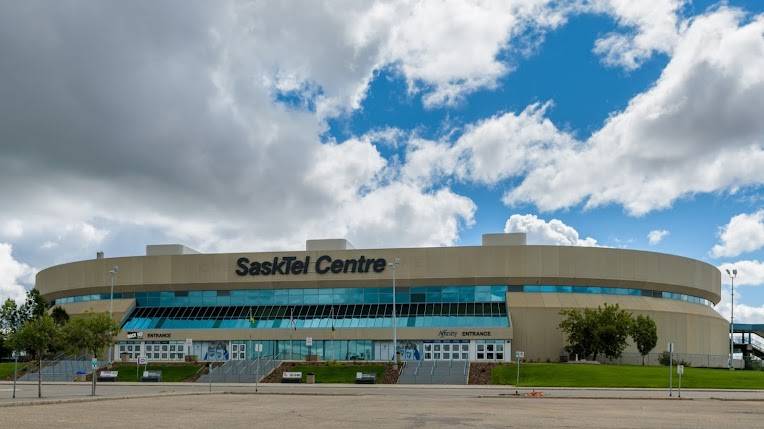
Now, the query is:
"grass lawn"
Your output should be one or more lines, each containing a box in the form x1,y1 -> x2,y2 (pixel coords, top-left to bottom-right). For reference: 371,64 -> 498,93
0,362 -> 28,380
491,363 -> 764,389
106,363 -> 203,382
289,363 -> 386,383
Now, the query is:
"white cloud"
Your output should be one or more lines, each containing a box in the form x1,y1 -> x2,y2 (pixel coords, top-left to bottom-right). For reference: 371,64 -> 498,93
715,285 -> 764,323
504,214 -> 598,246
379,0 -> 567,106
402,102 -> 576,186
502,9 -> 764,215
589,0 -> 685,70
40,241 -> 58,250
647,229 -> 669,245
0,220 -> 23,239
718,260 -> 764,287
711,210 -> 764,258
0,243 -> 36,303
399,9 -> 764,219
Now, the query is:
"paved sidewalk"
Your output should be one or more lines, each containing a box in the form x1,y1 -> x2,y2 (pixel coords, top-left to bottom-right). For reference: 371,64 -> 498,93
2,381 -> 764,405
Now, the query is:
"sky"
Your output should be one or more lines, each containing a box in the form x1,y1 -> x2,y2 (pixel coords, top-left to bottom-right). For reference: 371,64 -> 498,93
1,1 -> 763,322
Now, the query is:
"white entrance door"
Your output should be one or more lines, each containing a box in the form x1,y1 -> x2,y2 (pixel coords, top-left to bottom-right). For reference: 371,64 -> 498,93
423,342 -> 469,360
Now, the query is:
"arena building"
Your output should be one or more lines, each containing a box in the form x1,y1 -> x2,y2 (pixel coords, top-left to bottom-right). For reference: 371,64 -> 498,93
34,233 -> 730,366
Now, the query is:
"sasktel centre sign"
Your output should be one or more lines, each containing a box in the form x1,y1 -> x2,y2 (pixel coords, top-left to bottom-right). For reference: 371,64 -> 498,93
235,255 -> 387,276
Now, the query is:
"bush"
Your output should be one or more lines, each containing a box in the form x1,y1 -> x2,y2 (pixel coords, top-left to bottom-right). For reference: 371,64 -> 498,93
658,351 -> 691,367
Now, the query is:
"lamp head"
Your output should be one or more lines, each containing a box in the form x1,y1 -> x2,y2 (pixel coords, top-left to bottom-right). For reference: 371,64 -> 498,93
733,269 -> 738,276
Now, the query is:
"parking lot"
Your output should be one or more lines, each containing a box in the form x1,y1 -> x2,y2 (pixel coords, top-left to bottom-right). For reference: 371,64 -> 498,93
2,384 -> 764,428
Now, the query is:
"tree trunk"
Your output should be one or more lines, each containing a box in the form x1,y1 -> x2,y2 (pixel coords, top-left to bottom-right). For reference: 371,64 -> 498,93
642,355 -> 645,366
37,356 -> 42,398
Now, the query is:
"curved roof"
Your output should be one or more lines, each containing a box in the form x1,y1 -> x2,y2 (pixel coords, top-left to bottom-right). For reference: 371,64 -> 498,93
36,244 -> 722,303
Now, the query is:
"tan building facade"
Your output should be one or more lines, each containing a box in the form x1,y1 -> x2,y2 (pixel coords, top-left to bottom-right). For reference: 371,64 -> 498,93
35,234 -> 729,366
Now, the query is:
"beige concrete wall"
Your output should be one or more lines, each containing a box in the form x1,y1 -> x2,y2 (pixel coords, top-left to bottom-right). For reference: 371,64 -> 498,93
56,298 -> 135,325
508,293 -> 729,364
36,245 -> 721,303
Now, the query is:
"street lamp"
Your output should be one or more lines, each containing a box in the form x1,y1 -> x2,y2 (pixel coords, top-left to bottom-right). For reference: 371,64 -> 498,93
109,266 -> 119,318
108,266 -> 119,363
726,268 -> 737,370
388,257 -> 400,369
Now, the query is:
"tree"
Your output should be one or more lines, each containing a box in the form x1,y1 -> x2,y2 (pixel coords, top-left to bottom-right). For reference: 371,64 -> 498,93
596,304 -> 633,360
0,298 -> 21,334
51,306 -> 70,326
8,314 -> 59,398
559,307 -> 598,359
18,289 -> 47,322
631,314 -> 658,365
0,299 -> 21,359
61,312 -> 119,358
61,312 -> 119,396
559,303 -> 633,361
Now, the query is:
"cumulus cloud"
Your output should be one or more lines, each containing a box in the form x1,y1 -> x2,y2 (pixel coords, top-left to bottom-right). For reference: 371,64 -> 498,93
504,214 -> 598,246
502,9 -> 764,215
589,0 -> 685,70
398,9 -> 764,218
715,286 -> 764,323
718,260 -> 764,287
711,210 -> 764,258
0,0 -> 488,269
647,229 -> 669,245
0,243 -> 36,303
402,102 -> 576,185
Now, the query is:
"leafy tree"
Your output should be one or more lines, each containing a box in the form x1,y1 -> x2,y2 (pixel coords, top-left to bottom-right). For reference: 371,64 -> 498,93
631,314 -> 658,365
7,314 -> 59,398
51,306 -> 70,326
596,304 -> 633,359
0,298 -> 21,334
61,312 -> 119,358
0,299 -> 21,359
559,304 -> 633,361
18,289 -> 47,323
559,307 -> 598,359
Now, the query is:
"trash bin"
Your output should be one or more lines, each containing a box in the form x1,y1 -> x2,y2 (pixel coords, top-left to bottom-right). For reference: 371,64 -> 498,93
306,373 -> 316,384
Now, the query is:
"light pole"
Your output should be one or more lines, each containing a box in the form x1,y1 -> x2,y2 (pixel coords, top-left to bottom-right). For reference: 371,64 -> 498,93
726,268 -> 737,370
108,266 -> 119,363
388,257 -> 400,370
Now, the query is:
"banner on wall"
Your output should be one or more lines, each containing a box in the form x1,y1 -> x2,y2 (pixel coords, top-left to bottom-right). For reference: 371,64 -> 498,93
201,341 -> 230,361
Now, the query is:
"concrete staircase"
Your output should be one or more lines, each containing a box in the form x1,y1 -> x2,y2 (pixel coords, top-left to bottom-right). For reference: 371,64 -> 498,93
397,360 -> 468,384
19,359 -> 107,382
197,356 -> 280,383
